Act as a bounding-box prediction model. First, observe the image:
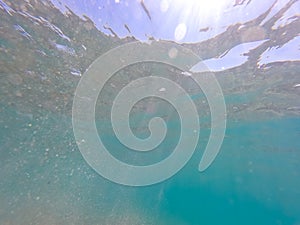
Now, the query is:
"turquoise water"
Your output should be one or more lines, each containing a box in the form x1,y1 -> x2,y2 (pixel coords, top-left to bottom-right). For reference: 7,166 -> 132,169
1,0 -> 300,224
1,104 -> 300,224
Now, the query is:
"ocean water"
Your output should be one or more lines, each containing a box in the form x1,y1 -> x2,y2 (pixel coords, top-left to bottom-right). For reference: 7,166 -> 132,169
1,0 -> 300,225
1,103 -> 300,225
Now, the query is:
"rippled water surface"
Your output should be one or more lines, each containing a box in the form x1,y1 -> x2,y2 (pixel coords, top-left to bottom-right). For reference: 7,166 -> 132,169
1,0 -> 300,224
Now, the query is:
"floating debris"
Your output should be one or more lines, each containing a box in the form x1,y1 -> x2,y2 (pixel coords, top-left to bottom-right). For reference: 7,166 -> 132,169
39,16 -> 71,41
286,106 -> 300,111
199,27 -> 209,32
181,71 -> 192,76
52,42 -> 76,55
70,68 -> 82,76
14,24 -> 32,40
140,0 -> 152,21
0,0 -> 15,15
234,0 -> 252,6
124,24 -> 131,33
293,84 -> 300,88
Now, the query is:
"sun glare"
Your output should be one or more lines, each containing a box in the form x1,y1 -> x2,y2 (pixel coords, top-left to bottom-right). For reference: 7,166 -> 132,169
162,0 -> 233,41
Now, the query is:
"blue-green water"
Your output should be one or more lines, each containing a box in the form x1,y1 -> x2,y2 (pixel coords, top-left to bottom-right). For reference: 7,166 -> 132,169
1,0 -> 300,224
1,104 -> 300,224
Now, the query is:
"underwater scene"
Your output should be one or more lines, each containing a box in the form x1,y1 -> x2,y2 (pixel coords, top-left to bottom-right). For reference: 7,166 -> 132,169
0,0 -> 300,224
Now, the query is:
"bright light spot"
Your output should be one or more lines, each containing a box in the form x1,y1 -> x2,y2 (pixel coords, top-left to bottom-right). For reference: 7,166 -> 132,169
115,0 -> 120,3
174,23 -> 187,41
160,0 -> 169,12
181,71 -> 192,76
293,84 -> 300,88
168,47 -> 178,58
168,0 -> 233,41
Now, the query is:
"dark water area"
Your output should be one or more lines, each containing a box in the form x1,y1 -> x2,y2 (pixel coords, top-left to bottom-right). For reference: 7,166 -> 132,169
0,0 -> 300,224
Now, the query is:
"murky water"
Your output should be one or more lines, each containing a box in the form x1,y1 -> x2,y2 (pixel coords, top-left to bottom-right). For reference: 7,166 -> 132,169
1,0 -> 300,224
